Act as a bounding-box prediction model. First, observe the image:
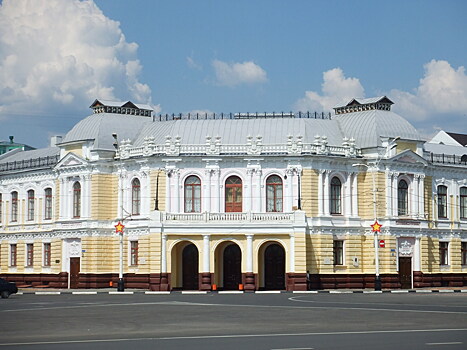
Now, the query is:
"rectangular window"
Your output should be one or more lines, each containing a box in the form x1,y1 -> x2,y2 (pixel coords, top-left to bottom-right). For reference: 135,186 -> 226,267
460,187 -> 467,220
130,241 -> 138,266
43,243 -> 51,267
333,240 -> 344,265
11,192 -> 18,222
439,242 -> 449,266
27,190 -> 35,221
437,186 -> 447,219
462,242 -> 467,266
10,244 -> 17,267
26,243 -> 34,267
45,188 -> 53,220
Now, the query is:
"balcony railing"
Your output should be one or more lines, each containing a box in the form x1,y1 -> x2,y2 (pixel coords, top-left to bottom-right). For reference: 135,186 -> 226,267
164,211 -> 295,223
428,153 -> 467,166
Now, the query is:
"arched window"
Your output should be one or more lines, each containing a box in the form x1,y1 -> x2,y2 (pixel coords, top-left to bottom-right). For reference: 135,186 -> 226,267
11,191 -> 18,222
73,182 -> 81,218
184,176 -> 201,213
132,178 -> 141,215
225,176 -> 242,212
266,175 -> 283,212
437,185 -> 447,219
330,177 -> 342,215
44,188 -> 53,220
398,180 -> 409,216
27,189 -> 35,221
460,187 -> 467,220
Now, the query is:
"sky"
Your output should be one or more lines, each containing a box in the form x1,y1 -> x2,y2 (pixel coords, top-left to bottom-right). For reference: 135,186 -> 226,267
0,0 -> 466,149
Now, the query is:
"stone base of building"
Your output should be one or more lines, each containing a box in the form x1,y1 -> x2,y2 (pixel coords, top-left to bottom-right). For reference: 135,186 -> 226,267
0,272 -> 68,288
413,271 -> 467,288
309,273 -> 402,289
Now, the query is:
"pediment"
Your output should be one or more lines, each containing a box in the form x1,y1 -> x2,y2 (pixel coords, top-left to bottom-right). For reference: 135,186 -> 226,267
54,152 -> 89,169
389,149 -> 427,166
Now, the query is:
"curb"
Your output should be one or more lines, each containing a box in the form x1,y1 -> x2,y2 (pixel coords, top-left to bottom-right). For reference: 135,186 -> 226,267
15,289 -> 467,295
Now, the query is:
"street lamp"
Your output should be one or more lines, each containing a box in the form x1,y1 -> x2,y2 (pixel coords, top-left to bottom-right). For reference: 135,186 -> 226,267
113,133 -> 125,292
353,137 -> 400,291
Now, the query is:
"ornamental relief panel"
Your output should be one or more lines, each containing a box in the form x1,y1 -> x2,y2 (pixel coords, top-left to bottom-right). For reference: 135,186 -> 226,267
398,237 -> 415,257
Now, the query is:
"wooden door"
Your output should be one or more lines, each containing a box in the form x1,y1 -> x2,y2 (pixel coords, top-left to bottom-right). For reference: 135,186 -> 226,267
225,176 -> 242,212
70,257 -> 80,289
182,244 -> 199,290
399,257 -> 412,289
223,244 -> 242,290
264,244 -> 285,290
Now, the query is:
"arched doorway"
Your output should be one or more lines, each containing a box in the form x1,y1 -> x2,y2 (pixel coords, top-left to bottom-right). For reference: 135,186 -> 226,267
182,243 -> 199,290
223,244 -> 242,290
225,176 -> 242,212
264,244 -> 285,290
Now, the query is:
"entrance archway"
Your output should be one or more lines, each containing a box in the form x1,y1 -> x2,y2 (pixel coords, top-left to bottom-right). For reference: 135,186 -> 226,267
182,243 -> 199,290
223,244 -> 242,290
264,243 -> 285,290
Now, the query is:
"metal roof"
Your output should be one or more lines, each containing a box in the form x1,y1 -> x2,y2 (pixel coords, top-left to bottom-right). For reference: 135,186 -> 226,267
0,147 -> 60,164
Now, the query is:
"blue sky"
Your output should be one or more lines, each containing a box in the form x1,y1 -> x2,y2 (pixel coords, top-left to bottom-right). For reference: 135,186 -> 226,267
0,0 -> 466,148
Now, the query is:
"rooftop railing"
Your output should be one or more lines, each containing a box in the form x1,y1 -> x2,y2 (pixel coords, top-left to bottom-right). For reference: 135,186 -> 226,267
428,153 -> 467,166
0,155 -> 60,172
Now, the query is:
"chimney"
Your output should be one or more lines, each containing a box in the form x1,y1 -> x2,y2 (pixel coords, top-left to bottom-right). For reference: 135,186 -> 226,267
9,136 -> 14,144
50,135 -> 63,147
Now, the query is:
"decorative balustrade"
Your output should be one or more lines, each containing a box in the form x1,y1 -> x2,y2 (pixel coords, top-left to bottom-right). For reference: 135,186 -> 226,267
163,211 -> 294,223
0,155 -> 60,172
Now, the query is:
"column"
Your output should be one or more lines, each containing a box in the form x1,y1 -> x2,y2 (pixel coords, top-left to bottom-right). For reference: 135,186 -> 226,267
160,234 -> 169,290
201,234 -> 211,290
141,170 -> 150,216
285,168 -> 294,211
344,173 -> 352,217
289,234 -> 295,272
244,234 -> 255,291
59,178 -> 66,220
413,174 -> 420,218
318,170 -> 324,216
165,169 -> 171,212
212,169 -> 220,212
255,169 -> 262,212
413,237 -> 421,288
351,172 -> 358,217
386,172 -> 393,217
418,175 -> 425,219
173,169 -> 180,213
392,174 -> 399,217
245,168 -> 254,212
323,170 -> 330,216
204,169 -> 212,212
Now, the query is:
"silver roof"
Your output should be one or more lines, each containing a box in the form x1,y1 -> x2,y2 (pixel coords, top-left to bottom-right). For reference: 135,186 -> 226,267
0,147 -> 59,164
424,143 -> 467,156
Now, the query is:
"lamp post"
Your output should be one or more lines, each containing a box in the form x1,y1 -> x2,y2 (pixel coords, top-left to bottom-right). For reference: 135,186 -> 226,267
113,133 -> 125,292
353,137 -> 400,291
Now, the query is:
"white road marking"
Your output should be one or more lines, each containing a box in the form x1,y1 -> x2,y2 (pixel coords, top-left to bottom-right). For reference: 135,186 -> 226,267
72,292 -> 98,295
109,291 -> 134,295
0,328 -> 465,347
271,348 -> 314,350
145,291 -> 171,295
218,291 -> 244,294
34,291 -> 61,295
426,342 -> 463,345
256,291 -> 281,294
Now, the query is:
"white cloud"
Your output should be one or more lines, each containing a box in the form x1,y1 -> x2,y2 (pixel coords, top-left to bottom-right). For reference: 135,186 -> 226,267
294,68 -> 364,112
212,59 -> 267,87
187,56 -> 202,70
0,0 -> 155,120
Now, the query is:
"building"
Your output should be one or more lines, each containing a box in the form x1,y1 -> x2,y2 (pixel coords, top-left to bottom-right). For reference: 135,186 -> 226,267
0,97 -> 466,290
0,136 -> 35,155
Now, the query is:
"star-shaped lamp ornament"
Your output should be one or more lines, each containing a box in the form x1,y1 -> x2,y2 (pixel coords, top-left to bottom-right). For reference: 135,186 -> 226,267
371,220 -> 382,233
115,221 -> 125,234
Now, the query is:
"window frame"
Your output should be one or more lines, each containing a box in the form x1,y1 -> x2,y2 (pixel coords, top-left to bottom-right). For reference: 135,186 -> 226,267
27,189 -> 35,221
184,175 -> 202,213
130,241 -> 138,266
131,178 -> 141,216
73,182 -> 81,218
225,176 -> 243,213
26,243 -> 34,267
439,241 -> 449,266
460,187 -> 467,220
11,191 -> 18,222
333,240 -> 344,266
330,177 -> 342,215
10,244 -> 17,267
266,175 -> 283,213
44,188 -> 53,220
43,243 -> 51,267
437,185 -> 448,219
397,179 -> 409,216
462,242 -> 467,266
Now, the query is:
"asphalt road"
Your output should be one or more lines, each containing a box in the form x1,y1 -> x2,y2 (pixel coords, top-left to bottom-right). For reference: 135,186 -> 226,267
1,292 -> 466,349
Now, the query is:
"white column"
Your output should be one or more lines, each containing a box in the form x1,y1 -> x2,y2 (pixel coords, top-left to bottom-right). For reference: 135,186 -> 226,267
318,170 -> 324,216
165,170 -> 171,212
255,169 -> 262,212
344,173 -> 352,217
352,172 -> 358,217
392,174 -> 399,217
245,169 -> 254,212
289,234 -> 295,272
386,172 -> 393,217
414,237 -> 421,271
161,234 -> 167,273
141,170 -> 150,215
413,174 -> 420,218
204,169 -> 212,212
323,170 -> 330,216
418,175 -> 425,219
212,169 -> 220,212
59,178 -> 66,220
246,234 -> 253,272
173,169 -> 180,213
203,234 -> 210,273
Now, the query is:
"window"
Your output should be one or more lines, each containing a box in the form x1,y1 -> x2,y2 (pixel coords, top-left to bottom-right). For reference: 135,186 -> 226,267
131,178 -> 141,215
26,243 -> 34,267
266,175 -> 283,212
130,241 -> 138,266
462,242 -> 467,266
333,240 -> 344,265
27,190 -> 35,221
11,191 -> 18,222
43,243 -> 51,267
439,242 -> 449,266
460,187 -> 467,220
398,180 -> 409,216
437,185 -> 447,219
73,182 -> 81,218
184,176 -> 201,213
10,244 -> 17,267
330,177 -> 342,215
44,188 -> 53,220
225,176 -> 242,212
